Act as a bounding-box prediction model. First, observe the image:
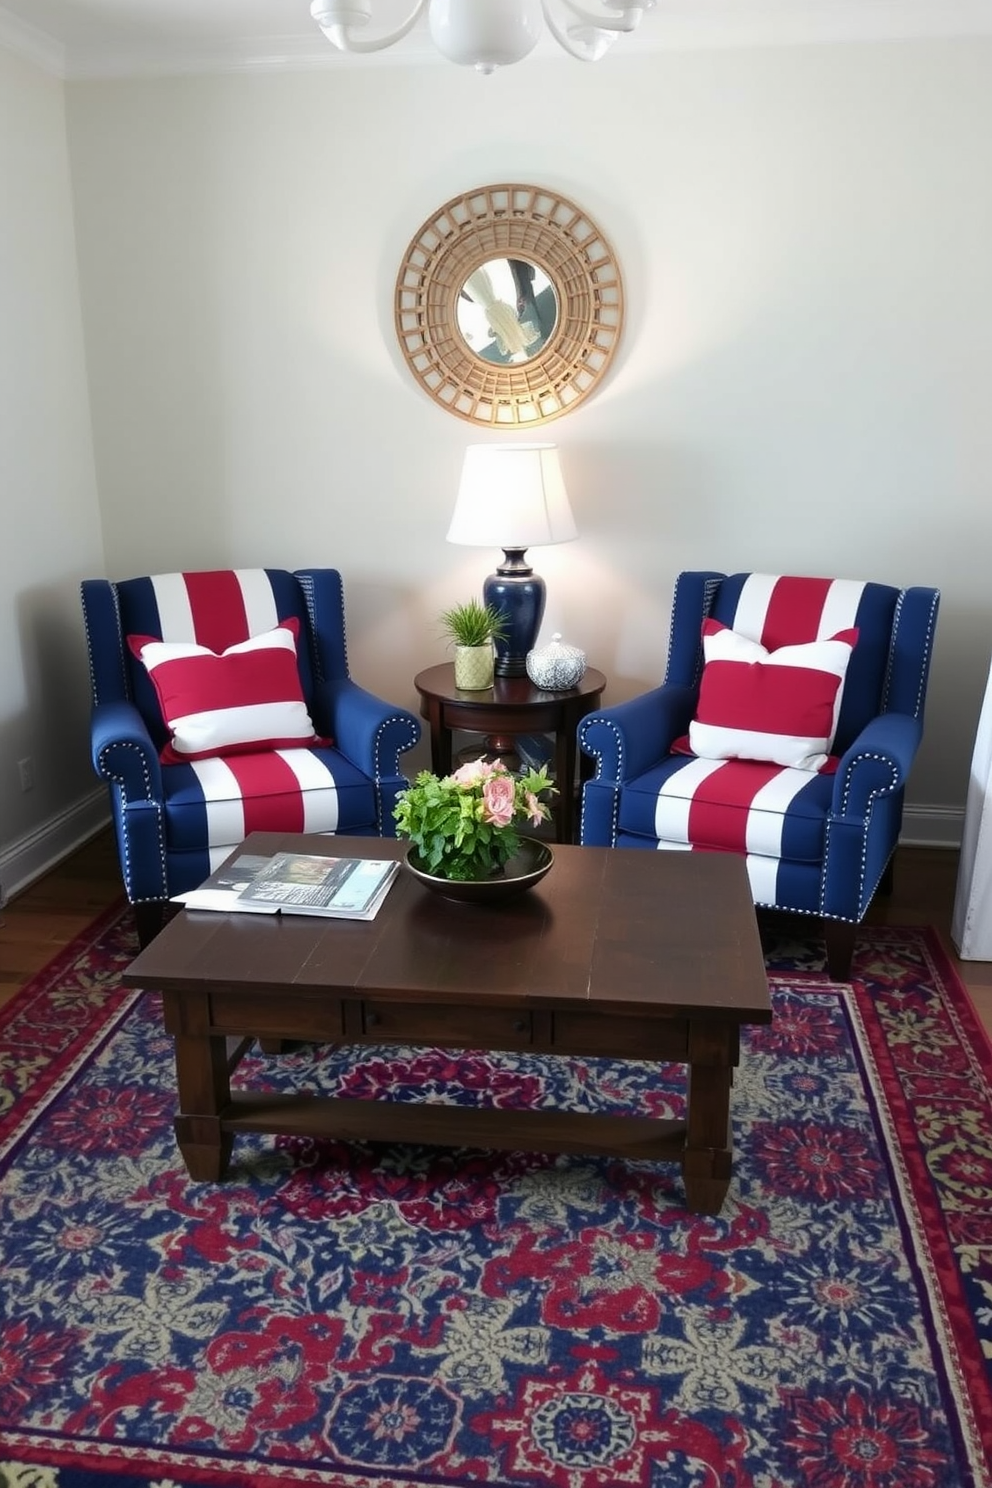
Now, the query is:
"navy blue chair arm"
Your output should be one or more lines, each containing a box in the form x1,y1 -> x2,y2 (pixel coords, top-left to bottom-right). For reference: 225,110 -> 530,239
316,677 -> 420,777
91,701 -> 163,802
831,712 -> 923,819
578,684 -> 698,782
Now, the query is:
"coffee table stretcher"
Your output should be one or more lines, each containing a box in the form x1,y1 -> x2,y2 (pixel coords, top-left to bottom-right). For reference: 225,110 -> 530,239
164,998 -> 743,1216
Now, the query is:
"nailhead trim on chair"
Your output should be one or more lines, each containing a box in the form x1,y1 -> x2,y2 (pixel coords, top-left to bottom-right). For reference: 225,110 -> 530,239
109,585 -> 131,702
296,572 -> 322,683
296,569 -> 350,683
837,751 -> 899,819
662,573 -> 686,683
577,718 -> 624,848
879,591 -> 902,712
915,593 -> 940,718
753,900 -> 853,922
84,581 -> 161,908
96,740 -> 155,801
662,572 -> 723,689
82,590 -> 99,705
109,779 -> 168,904
81,581 -> 132,708
372,713 -> 420,834
825,751 -> 899,919
694,576 -> 724,686
909,591 -> 939,720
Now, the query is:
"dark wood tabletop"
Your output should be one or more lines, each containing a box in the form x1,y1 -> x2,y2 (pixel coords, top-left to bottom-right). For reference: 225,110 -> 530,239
126,832 -> 768,1020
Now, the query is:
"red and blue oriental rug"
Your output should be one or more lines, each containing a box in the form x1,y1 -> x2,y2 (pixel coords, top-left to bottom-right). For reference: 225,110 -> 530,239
1,908 -> 991,1488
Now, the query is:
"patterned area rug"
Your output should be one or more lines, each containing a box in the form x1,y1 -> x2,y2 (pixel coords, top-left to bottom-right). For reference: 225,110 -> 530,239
1,908 -> 991,1488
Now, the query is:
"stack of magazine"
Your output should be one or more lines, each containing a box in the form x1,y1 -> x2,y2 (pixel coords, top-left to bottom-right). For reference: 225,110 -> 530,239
173,850 -> 398,922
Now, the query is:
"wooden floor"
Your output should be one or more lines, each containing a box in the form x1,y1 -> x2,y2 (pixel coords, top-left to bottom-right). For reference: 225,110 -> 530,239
0,828 -> 125,1006
1,828 -> 990,1038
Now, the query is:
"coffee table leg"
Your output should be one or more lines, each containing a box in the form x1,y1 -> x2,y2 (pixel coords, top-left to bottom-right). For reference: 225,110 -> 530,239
682,1025 -> 737,1214
172,1032 -> 234,1180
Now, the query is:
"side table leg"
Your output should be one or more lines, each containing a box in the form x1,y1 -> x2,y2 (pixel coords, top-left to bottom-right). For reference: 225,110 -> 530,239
423,698 -> 451,776
172,1032 -> 234,1180
436,730 -> 453,774
682,1024 -> 737,1214
554,728 -> 575,843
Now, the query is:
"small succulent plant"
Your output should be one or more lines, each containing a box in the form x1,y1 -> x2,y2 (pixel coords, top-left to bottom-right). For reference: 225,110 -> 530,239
438,598 -> 508,648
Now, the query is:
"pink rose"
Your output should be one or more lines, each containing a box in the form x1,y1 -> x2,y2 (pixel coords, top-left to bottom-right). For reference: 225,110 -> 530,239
452,757 -> 506,786
525,791 -> 545,827
481,774 -> 516,828
452,759 -> 487,785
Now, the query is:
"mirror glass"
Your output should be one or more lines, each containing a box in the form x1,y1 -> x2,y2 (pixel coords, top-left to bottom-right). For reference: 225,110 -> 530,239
456,258 -> 558,364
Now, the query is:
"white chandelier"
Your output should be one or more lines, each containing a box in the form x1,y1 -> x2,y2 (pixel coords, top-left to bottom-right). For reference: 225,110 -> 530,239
310,0 -> 655,72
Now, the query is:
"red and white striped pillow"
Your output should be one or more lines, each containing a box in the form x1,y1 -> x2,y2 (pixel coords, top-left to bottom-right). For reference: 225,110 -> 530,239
128,618 -> 324,764
684,619 -> 859,772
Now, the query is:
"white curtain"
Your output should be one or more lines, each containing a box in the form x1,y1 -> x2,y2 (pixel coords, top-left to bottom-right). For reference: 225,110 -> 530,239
952,654 -> 992,959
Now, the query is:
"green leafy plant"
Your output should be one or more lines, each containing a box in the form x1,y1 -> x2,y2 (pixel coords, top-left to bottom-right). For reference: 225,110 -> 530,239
394,758 -> 556,880
438,598 -> 508,649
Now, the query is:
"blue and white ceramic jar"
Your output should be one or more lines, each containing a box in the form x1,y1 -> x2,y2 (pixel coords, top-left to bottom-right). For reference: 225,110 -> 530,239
525,634 -> 587,691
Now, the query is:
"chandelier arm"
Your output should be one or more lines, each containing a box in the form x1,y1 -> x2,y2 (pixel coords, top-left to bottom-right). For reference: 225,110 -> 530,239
311,0 -> 428,54
539,0 -> 617,61
553,0 -> 651,36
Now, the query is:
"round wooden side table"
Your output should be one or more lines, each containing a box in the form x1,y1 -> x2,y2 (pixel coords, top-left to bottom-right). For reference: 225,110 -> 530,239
413,662 -> 606,845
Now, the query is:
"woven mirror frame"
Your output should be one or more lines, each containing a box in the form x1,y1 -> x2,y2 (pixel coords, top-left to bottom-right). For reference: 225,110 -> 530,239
395,184 -> 624,428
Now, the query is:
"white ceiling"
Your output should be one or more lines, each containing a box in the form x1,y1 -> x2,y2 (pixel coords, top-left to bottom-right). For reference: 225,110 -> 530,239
0,0 -> 990,78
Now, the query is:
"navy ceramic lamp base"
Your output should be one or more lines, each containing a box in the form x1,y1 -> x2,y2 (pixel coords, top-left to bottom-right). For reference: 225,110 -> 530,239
484,548 -> 546,677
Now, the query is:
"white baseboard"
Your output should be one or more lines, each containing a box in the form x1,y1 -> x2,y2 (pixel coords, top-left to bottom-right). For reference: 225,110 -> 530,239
900,802 -> 964,850
0,789 -> 111,906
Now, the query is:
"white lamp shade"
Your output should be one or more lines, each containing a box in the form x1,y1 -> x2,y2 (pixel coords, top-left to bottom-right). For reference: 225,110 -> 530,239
428,0 -> 542,71
447,444 -> 578,550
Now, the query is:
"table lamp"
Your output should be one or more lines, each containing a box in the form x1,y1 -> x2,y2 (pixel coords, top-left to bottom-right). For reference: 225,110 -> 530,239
446,443 -> 577,677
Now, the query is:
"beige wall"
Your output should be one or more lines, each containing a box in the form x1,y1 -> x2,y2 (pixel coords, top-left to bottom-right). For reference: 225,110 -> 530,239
2,35 -> 991,890
0,43 -> 105,897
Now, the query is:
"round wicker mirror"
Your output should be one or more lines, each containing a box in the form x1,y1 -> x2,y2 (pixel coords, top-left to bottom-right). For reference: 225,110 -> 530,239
395,184 -> 624,428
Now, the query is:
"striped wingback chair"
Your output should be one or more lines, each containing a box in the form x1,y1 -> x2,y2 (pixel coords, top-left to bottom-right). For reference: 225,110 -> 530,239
82,568 -> 420,945
578,572 -> 939,979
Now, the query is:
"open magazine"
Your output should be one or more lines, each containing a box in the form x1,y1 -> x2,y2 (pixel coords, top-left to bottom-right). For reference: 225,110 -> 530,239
173,850 -> 398,922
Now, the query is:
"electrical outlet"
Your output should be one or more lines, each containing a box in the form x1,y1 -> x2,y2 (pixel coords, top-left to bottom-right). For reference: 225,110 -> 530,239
18,757 -> 34,792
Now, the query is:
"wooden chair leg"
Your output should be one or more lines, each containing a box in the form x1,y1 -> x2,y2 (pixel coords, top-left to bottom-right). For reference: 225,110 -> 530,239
878,856 -> 895,897
134,901 -> 165,948
824,920 -> 857,981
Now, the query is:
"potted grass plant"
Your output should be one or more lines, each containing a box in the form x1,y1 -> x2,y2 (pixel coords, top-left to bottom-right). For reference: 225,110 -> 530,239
439,598 -> 508,690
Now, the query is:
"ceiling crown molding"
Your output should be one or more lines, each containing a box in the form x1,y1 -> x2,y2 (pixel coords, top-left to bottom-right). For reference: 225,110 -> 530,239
0,5 -> 64,75
0,0 -> 990,81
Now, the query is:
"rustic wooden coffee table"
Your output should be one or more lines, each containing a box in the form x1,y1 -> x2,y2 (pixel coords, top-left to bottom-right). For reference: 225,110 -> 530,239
122,833 -> 771,1214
